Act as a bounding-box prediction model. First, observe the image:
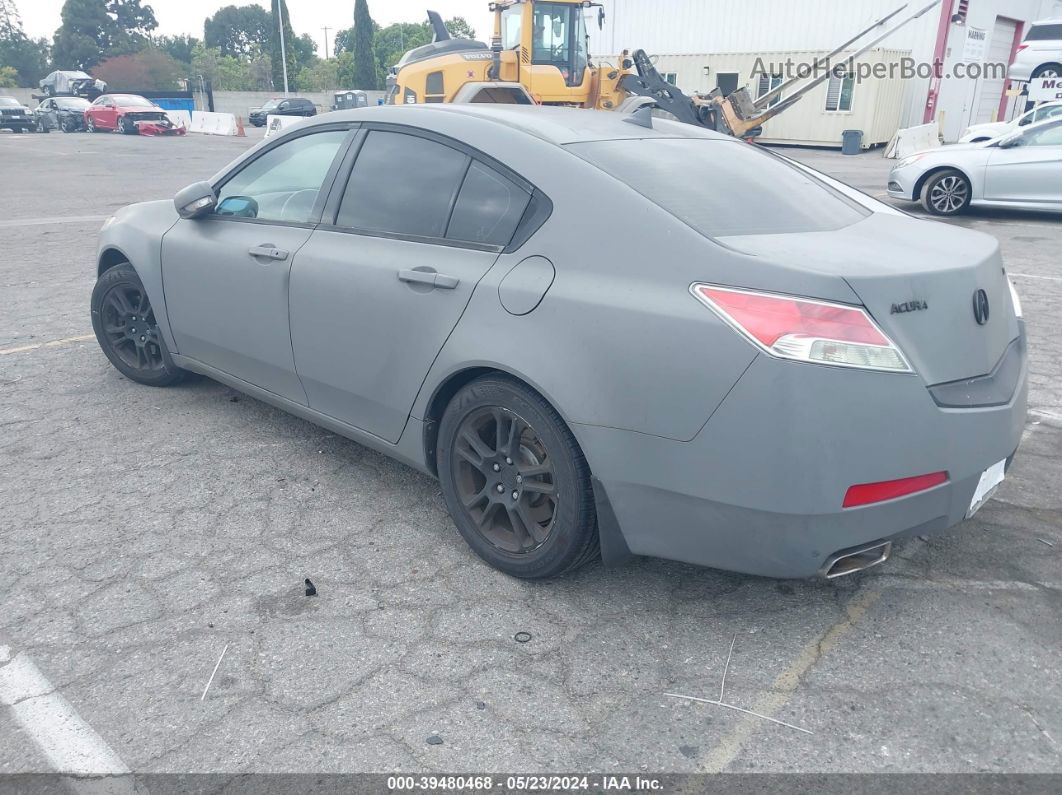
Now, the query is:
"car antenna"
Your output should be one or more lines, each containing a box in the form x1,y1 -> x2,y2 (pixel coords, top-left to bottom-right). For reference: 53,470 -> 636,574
623,105 -> 654,129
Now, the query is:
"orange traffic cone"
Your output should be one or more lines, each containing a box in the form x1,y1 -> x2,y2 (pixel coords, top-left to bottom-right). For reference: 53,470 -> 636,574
236,115 -> 246,137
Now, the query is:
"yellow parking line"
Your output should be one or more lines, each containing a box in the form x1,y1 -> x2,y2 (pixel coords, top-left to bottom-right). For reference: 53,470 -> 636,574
0,334 -> 95,356
699,587 -> 881,772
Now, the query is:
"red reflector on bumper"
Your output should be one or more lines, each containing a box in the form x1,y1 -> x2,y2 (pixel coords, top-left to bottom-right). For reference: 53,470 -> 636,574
843,472 -> 948,508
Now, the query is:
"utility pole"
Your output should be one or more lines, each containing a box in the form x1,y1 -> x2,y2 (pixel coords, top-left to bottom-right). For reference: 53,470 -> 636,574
321,26 -> 332,59
277,0 -> 289,95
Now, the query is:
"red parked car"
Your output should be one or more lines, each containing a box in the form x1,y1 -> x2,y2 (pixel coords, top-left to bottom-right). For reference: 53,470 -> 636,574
84,94 -> 186,136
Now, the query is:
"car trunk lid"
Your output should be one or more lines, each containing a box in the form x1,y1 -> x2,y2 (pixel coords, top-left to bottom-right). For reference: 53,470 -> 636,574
718,213 -> 1016,385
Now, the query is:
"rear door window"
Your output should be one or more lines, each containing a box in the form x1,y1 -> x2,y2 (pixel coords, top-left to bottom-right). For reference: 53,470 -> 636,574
446,160 -> 531,246
567,137 -> 869,238
336,130 -> 470,239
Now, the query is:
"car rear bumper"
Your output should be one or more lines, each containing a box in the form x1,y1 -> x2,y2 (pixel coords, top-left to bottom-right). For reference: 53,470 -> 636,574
577,337 -> 1028,579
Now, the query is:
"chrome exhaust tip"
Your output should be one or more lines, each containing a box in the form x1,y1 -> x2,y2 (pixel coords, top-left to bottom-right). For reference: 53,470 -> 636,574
820,540 -> 892,580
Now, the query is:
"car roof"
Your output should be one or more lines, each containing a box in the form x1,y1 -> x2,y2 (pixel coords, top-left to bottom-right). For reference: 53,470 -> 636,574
1029,17 -> 1062,24
314,103 -> 731,146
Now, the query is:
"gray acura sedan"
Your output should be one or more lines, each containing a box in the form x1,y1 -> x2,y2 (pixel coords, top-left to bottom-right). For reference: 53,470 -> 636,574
91,105 -> 1027,580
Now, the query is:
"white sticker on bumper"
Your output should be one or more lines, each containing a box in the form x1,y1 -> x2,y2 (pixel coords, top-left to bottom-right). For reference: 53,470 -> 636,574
966,458 -> 1006,518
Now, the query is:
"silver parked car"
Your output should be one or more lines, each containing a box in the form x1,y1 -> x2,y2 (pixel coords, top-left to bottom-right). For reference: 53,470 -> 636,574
958,99 -> 1062,143
91,105 -> 1027,580
888,116 -> 1062,215
1007,18 -> 1062,82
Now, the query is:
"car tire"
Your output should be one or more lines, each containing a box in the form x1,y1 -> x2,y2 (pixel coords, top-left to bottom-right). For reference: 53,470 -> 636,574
90,263 -> 188,387
120,116 -> 136,135
921,169 -> 971,216
86,117 -> 97,132
36,119 -> 49,133
1031,63 -> 1062,79
437,375 -> 599,579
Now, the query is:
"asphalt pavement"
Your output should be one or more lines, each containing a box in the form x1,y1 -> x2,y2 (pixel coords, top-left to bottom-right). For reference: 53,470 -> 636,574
0,128 -> 1059,778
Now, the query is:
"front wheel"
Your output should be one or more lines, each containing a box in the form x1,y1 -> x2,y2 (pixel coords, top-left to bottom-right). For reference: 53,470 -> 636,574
91,263 -> 188,387
86,117 -> 97,132
120,116 -> 137,135
921,169 -> 971,216
437,375 -> 599,579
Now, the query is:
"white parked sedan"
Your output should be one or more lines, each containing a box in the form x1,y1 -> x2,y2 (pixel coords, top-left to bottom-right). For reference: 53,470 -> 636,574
958,100 -> 1062,143
887,116 -> 1062,216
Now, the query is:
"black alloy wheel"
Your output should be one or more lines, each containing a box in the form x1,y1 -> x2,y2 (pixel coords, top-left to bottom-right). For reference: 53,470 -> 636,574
91,264 -> 187,386
438,376 -> 598,578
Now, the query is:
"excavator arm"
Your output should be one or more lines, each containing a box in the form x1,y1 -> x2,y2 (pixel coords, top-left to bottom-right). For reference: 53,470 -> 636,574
616,1 -> 940,138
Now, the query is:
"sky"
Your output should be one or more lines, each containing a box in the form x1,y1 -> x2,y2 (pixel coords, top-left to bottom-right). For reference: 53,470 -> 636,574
18,0 -> 496,58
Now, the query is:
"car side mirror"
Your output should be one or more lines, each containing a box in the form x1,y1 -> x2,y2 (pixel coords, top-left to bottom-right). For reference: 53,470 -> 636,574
174,181 -> 217,219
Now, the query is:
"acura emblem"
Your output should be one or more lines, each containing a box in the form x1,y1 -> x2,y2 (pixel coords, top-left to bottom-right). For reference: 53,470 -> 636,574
972,289 -> 990,325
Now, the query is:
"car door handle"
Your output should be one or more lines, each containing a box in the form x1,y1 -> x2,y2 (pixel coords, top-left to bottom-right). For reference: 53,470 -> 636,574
247,245 -> 289,261
398,269 -> 460,289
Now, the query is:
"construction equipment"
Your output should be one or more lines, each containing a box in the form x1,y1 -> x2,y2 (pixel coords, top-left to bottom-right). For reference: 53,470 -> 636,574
389,0 -> 940,138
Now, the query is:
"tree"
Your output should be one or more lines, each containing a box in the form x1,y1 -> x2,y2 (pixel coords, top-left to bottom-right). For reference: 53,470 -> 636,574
269,0 -> 297,91
106,0 -> 155,38
52,0 -> 116,69
445,17 -> 475,39
0,64 -> 16,86
351,0 -> 375,89
290,32 -> 316,72
155,33 -> 199,64
204,4 -> 269,59
0,0 -> 49,85
372,22 -> 429,87
297,57 -> 337,92
93,47 -> 183,89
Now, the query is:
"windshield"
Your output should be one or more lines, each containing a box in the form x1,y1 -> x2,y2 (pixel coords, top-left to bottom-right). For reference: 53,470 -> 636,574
568,138 -> 870,238
501,6 -> 521,49
261,99 -> 281,110
531,2 -> 588,86
0,97 -> 21,107
111,95 -> 154,107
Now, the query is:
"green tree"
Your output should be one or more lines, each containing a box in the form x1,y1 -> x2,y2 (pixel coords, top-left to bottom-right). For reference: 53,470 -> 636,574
291,32 -> 316,72
351,0 -> 375,89
155,33 -> 199,64
0,64 -> 16,85
297,56 -> 338,92
372,22 -> 429,87
269,0 -> 297,91
53,0 -> 116,69
444,17 -> 475,39
93,47 -> 183,89
204,4 -> 269,59
0,0 -> 50,85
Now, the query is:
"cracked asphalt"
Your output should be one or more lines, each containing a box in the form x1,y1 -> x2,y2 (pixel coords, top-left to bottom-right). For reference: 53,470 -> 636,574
0,128 -> 1060,776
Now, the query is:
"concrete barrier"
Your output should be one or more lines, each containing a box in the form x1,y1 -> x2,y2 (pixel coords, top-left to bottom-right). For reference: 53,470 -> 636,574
883,122 -> 941,159
165,110 -> 191,129
263,114 -> 304,138
187,111 -> 239,136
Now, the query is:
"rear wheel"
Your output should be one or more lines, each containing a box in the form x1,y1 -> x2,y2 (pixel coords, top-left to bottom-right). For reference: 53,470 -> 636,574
921,169 -> 971,216
438,376 -> 598,578
91,264 -> 187,387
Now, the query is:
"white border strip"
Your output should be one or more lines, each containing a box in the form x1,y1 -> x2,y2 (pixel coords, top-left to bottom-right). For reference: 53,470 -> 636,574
0,648 -> 130,776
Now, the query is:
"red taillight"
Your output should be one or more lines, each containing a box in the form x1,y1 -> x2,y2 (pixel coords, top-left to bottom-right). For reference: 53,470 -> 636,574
691,284 -> 911,372
1016,44 -> 1028,52
843,472 -> 948,508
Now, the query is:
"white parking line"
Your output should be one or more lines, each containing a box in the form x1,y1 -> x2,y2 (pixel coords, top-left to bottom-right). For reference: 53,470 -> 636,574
0,216 -> 108,229
0,648 -> 132,778
1009,272 -> 1062,283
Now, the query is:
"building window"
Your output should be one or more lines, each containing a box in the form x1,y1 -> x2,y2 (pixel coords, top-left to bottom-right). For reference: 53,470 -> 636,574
757,73 -> 783,107
663,72 -> 677,85
825,66 -> 854,112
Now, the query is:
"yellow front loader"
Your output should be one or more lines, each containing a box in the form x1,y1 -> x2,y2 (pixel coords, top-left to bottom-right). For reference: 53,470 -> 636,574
388,0 -> 939,139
